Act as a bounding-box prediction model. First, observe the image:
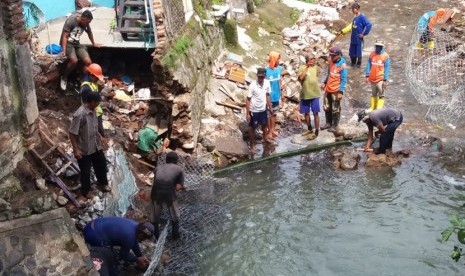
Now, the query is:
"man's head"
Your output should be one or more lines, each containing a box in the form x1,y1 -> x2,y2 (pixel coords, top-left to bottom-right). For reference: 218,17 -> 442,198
78,10 -> 93,26
83,90 -> 101,109
257,67 -> 266,82
305,53 -> 316,66
88,63 -> 104,82
351,2 -> 361,15
329,46 -> 342,62
374,40 -> 384,54
136,222 -> 155,242
357,109 -> 371,123
166,151 -> 179,164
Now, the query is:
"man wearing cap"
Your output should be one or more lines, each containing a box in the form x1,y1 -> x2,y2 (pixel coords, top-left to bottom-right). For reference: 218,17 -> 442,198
365,40 -> 390,111
83,217 -> 153,269
416,8 -> 460,50
81,63 -> 106,137
60,10 -> 100,91
151,152 -> 186,240
340,3 -> 372,67
321,46 -> 348,132
298,53 -> 321,139
358,108 -> 403,154
69,92 -> 110,201
246,68 -> 274,152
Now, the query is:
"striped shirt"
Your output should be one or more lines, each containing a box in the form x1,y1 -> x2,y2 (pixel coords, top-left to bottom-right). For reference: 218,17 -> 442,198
69,105 -> 102,156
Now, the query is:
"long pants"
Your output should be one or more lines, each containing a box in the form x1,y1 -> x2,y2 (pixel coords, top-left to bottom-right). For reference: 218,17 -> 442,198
349,42 -> 363,66
98,115 -> 105,137
378,114 -> 403,154
153,200 -> 180,238
77,150 -> 108,195
323,92 -> 341,117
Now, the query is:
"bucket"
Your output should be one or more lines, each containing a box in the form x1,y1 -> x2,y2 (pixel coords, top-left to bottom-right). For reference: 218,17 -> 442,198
45,44 -> 63,55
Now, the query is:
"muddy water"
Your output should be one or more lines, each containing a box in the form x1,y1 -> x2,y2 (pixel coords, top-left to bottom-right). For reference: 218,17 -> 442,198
201,151 -> 464,275
199,0 -> 465,274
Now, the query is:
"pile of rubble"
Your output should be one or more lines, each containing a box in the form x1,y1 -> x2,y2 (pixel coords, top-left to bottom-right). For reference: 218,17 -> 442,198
315,0 -> 353,10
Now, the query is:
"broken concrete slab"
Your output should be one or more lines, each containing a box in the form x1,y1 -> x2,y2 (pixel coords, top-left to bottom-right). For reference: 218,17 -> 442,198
214,136 -> 250,158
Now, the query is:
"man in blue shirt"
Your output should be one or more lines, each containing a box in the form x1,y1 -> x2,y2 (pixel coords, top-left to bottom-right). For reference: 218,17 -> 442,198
84,217 -> 154,270
265,51 -> 284,139
341,3 -> 372,67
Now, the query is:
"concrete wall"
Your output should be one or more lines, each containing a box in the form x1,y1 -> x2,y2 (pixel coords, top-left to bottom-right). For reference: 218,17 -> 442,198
0,208 -> 92,275
0,0 -> 39,182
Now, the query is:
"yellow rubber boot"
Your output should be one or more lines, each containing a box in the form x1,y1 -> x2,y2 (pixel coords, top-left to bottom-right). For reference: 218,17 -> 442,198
368,96 -> 377,111
376,97 -> 385,109
416,42 -> 424,50
427,40 -> 435,49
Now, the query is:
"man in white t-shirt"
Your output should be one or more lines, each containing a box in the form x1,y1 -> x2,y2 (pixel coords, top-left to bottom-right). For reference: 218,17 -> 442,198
246,68 -> 273,153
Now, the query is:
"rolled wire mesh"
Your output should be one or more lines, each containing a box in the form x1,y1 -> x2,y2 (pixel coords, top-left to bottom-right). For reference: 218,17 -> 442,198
144,223 -> 170,276
406,23 -> 465,126
140,153 -> 235,275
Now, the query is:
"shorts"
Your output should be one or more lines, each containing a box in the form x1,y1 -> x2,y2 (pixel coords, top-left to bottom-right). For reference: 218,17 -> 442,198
370,81 -> 385,97
300,98 -> 320,114
249,110 -> 268,129
66,42 -> 90,61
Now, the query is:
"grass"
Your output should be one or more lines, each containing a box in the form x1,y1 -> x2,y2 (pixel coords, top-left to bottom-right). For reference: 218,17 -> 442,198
162,36 -> 193,68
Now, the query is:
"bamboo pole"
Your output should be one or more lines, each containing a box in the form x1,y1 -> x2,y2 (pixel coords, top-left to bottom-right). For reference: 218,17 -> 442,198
213,136 -> 368,175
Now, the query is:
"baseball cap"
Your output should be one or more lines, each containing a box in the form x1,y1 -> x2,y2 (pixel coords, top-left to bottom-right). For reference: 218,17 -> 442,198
329,46 -> 342,56
357,109 -> 370,122
257,67 -> 266,77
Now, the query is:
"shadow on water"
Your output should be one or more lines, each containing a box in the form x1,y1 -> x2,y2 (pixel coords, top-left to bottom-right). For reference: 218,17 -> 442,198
201,150 -> 464,275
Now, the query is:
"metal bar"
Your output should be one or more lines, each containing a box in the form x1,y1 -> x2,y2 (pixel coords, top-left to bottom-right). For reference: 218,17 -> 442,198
148,0 -> 158,46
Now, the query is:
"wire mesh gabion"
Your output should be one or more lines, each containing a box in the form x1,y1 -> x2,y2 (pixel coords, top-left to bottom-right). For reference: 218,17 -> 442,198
141,153 -> 236,275
406,23 -> 465,126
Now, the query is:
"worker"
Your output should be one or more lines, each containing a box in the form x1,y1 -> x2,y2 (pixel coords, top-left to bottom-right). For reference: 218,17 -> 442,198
417,8 -> 460,50
137,119 -> 170,160
357,108 -> 403,154
265,51 -> 284,139
83,217 -> 153,270
69,92 -> 111,201
321,46 -> 348,133
151,152 -> 186,240
60,10 -> 100,91
340,2 -> 372,67
298,53 -> 321,139
246,68 -> 274,153
365,40 -> 391,111
80,63 -> 105,137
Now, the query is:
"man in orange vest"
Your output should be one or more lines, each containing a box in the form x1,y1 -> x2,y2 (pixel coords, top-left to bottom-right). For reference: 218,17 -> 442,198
416,8 -> 460,49
321,46 -> 348,132
365,40 -> 390,111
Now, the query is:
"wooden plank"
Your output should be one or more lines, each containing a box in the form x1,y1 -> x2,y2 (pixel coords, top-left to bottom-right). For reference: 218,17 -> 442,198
40,145 -> 57,159
215,100 -> 242,110
55,160 -> 73,176
39,129 -> 80,174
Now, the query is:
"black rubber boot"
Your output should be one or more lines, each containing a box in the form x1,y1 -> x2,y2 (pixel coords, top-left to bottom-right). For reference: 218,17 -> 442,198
356,57 -> 362,68
328,113 -> 340,133
171,221 -> 180,240
320,112 -> 332,130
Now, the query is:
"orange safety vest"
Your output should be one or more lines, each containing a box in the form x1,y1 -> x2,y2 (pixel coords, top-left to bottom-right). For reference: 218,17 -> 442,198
368,52 -> 389,83
325,59 -> 346,93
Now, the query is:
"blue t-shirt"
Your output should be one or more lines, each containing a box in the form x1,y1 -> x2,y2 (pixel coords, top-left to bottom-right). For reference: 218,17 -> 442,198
350,13 -> 372,45
265,66 -> 283,103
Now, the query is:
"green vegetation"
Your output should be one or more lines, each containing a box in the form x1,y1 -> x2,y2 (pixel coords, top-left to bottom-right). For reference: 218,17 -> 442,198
290,8 -> 301,23
298,0 -> 316,3
222,19 -> 238,47
441,195 -> 465,263
161,36 -> 193,68
212,0 -> 225,4
193,0 -> 207,18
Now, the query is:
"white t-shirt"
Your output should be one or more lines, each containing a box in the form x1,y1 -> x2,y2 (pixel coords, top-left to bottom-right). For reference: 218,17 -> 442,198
247,80 -> 270,112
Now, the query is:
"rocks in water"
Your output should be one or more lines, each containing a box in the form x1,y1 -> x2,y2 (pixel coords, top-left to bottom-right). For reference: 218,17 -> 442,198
333,150 -> 361,170
214,136 -> 250,159
365,153 -> 402,168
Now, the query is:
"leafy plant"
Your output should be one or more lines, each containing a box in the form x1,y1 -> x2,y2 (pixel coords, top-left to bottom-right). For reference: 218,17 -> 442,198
441,214 -> 465,262
290,8 -> 301,23
162,36 -> 193,68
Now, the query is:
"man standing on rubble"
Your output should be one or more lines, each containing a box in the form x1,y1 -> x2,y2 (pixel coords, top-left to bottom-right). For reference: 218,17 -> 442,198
340,2 -> 372,67
298,53 -> 321,139
60,10 -> 99,91
365,40 -> 390,111
151,152 -> 186,240
83,217 -> 153,270
321,46 -> 348,133
357,108 -> 403,154
265,51 -> 284,139
69,92 -> 111,201
246,68 -> 274,152
81,63 -> 106,137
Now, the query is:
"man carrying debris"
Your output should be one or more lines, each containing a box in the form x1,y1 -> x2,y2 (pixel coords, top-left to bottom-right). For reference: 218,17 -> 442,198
298,53 -> 321,139
416,8 -> 460,50
69,92 -> 111,201
81,63 -> 106,137
246,68 -> 274,152
358,108 -> 403,154
60,10 -> 99,91
138,119 -> 170,160
340,2 -> 372,67
84,217 -> 153,270
321,46 -> 348,133
151,152 -> 186,240
365,40 -> 390,111
265,51 -> 284,139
